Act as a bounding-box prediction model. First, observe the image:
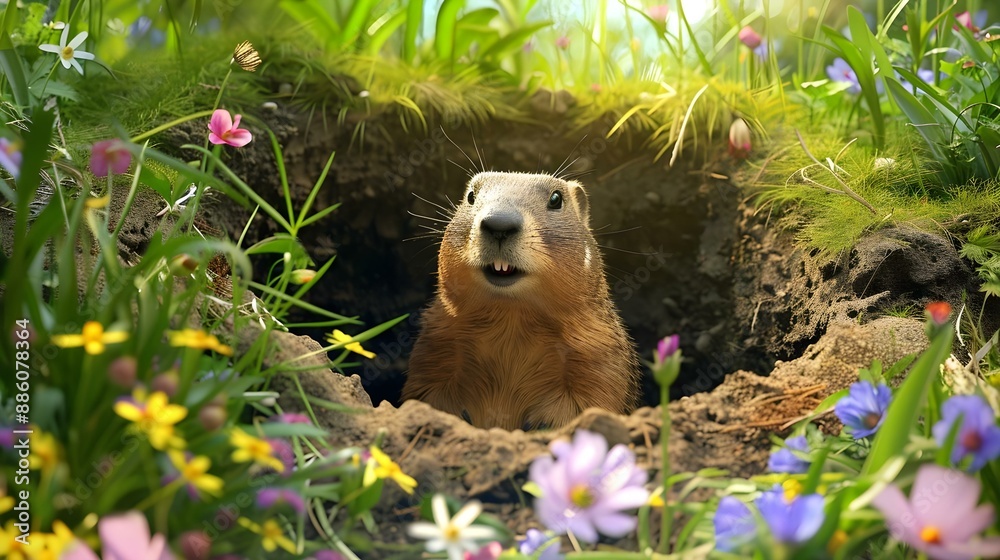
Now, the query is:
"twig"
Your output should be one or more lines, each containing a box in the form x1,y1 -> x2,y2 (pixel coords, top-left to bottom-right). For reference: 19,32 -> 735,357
794,130 -> 878,215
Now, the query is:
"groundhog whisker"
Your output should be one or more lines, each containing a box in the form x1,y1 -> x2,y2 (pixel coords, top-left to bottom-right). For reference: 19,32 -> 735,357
596,244 -> 658,256
554,135 -> 589,178
440,126 -> 482,175
407,211 -> 450,224
447,158 -> 476,179
471,134 -> 488,173
592,225 -> 643,236
411,193 -> 456,217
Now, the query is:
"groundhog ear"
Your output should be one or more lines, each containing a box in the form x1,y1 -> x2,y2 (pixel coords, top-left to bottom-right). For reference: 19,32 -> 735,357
568,182 -> 590,224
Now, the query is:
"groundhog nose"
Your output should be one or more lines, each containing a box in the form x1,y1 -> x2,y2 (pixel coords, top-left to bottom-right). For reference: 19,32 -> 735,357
480,211 -> 523,241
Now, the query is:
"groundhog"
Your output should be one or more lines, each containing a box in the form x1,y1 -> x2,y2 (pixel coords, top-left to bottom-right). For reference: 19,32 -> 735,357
402,171 -> 641,430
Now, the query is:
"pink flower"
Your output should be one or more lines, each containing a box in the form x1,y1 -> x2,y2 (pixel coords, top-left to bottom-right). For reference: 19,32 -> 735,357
62,511 -> 175,560
555,36 -> 570,50
464,542 -> 502,560
208,109 -> 252,147
272,412 -> 312,425
873,464 -> 1000,560
955,11 -> 980,33
90,139 -> 132,177
647,5 -> 669,22
738,26 -> 762,49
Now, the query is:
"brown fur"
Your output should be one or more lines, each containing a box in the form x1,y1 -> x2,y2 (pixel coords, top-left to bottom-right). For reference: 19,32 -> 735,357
403,172 -> 640,429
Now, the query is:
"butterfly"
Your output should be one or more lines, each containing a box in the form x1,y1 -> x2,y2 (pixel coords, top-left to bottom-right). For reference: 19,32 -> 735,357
232,40 -> 261,72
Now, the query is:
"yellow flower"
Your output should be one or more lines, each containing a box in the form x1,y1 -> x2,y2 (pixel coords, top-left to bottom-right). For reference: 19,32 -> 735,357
647,488 -> 665,508
782,479 -> 803,503
168,451 -> 224,497
51,321 -> 128,355
28,429 -> 62,474
363,446 -> 417,494
32,520 -> 75,560
84,195 -> 109,209
168,329 -> 233,356
827,529 -> 849,555
237,518 -> 296,553
0,520 -> 29,560
326,329 -> 375,359
113,389 -> 187,450
230,429 -> 284,472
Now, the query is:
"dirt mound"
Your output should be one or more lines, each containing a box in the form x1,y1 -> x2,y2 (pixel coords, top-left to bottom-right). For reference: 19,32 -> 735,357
257,315 -> 926,553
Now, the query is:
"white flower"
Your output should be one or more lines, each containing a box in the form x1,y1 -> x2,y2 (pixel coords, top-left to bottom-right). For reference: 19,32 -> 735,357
407,494 -> 498,560
39,25 -> 95,74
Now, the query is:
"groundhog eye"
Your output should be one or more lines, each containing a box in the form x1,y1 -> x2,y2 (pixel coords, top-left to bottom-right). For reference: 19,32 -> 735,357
467,190 -> 475,205
547,190 -> 563,210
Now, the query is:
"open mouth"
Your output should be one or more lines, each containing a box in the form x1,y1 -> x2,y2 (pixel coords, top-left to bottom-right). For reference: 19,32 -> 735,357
483,260 -> 524,287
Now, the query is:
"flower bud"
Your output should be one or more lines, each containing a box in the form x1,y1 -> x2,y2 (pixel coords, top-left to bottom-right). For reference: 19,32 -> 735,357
652,334 -> 682,388
199,404 -> 227,432
290,269 -> 317,284
738,26 -> 762,49
179,530 -> 211,560
169,254 -> 198,275
728,117 -> 752,160
107,356 -> 138,388
925,301 -> 951,325
151,370 -> 179,397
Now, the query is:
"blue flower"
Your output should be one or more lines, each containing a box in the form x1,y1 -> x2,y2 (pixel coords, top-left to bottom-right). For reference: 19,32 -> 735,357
834,380 -> 892,438
932,395 -> 1000,472
518,528 -> 562,560
826,58 -> 861,94
756,486 -> 825,544
713,496 -> 756,552
767,435 -> 810,474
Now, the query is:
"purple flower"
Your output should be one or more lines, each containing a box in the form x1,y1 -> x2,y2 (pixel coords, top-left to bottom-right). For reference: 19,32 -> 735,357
0,426 -> 13,448
932,395 -> 1000,472
767,435 -> 810,474
655,335 -> 679,362
826,58 -> 861,94
873,464 -> 1000,559
268,437 -> 296,474
713,496 -> 755,551
518,529 -> 562,560
257,488 -> 305,515
756,486 -> 824,544
0,137 -> 22,179
272,413 -> 312,425
529,430 -> 649,543
313,552 -> 345,560
834,380 -> 892,438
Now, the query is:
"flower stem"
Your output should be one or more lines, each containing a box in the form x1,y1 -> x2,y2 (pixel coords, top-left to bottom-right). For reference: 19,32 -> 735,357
658,382 -> 671,553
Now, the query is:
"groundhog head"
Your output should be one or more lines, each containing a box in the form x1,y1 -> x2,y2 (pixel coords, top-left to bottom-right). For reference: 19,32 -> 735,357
438,172 -> 602,310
